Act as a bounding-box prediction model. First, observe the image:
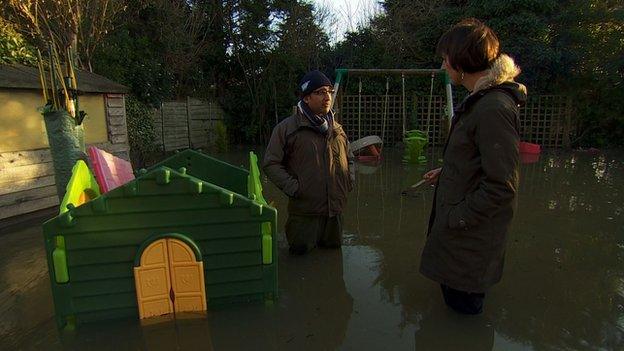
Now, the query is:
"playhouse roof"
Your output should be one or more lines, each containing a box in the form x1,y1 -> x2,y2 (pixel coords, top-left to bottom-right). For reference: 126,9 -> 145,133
148,149 -> 250,197
46,165 -> 271,231
0,64 -> 128,93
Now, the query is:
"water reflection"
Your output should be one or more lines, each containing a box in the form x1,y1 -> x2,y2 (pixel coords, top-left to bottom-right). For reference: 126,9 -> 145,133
346,148 -> 624,350
0,147 -> 622,350
413,305 -> 494,350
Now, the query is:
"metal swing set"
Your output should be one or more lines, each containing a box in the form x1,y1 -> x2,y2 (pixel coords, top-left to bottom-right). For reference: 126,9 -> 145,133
330,68 -> 455,162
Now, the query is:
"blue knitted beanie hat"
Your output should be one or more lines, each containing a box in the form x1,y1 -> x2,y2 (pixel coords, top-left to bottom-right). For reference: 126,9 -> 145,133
299,70 -> 332,97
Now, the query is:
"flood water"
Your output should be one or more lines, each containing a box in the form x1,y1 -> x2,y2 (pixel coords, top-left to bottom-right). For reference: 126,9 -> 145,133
1,147 -> 622,350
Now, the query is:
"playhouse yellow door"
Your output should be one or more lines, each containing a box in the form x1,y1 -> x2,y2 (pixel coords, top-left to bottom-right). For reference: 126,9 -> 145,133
135,238 -> 206,319
134,239 -> 174,319
168,239 -> 207,314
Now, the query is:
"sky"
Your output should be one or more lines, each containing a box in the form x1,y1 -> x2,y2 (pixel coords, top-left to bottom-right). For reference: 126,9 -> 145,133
312,0 -> 383,43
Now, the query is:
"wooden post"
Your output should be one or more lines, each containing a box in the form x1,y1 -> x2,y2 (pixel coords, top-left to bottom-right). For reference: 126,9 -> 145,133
186,96 -> 192,149
563,95 -> 573,148
160,102 -> 165,152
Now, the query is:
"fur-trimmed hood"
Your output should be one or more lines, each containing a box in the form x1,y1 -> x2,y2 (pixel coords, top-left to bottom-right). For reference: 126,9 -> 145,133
473,54 -> 527,96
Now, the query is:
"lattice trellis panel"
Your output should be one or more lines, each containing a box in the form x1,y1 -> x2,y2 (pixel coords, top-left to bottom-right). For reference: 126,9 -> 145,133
337,93 -> 572,148
336,95 -> 406,145
411,95 -> 449,146
519,95 -> 572,148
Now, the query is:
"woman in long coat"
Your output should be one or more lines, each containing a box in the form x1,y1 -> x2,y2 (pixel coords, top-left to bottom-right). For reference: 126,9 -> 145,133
420,18 -> 527,314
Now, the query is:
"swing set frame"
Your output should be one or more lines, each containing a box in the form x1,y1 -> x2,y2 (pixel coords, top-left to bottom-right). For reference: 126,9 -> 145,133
331,68 -> 455,141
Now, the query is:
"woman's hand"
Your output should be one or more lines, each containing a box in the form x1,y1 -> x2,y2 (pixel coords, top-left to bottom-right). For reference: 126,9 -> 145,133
423,167 -> 442,185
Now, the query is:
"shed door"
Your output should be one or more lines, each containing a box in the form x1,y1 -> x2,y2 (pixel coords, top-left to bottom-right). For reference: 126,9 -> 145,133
134,239 -> 207,319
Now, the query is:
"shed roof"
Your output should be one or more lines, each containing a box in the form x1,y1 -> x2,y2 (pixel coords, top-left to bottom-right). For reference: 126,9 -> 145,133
0,64 -> 128,93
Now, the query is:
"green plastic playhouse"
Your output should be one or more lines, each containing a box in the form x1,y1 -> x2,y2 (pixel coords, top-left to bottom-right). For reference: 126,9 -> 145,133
43,149 -> 278,328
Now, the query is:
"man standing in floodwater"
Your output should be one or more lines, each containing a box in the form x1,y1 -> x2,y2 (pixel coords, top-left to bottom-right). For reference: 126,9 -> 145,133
420,18 -> 527,314
263,70 -> 353,255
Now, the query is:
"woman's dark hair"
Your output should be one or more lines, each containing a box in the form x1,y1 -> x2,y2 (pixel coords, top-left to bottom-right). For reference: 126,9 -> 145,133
436,18 -> 500,73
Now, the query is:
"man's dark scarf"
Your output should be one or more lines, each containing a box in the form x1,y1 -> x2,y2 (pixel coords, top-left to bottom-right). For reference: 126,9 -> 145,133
297,100 -> 334,135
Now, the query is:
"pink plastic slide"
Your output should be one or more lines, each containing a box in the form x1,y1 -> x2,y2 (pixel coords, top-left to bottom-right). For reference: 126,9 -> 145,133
87,146 -> 135,193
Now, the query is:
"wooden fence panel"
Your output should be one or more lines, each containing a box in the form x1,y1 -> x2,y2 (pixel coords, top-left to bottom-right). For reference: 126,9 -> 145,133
161,102 -> 189,151
0,141 -> 128,220
153,98 -> 224,152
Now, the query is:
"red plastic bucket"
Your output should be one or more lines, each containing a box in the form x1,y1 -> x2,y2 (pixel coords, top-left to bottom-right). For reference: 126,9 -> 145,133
357,155 -> 382,163
519,142 -> 541,154
520,152 -> 540,164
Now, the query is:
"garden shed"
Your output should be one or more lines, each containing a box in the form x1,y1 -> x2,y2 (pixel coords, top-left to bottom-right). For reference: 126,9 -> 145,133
0,64 -> 130,221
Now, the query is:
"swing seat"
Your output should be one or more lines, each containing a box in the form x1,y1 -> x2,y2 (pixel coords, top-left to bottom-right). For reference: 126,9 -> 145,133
349,135 -> 383,162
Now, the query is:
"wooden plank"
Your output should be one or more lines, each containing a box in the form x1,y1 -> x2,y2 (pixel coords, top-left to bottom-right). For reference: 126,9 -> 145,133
190,126 -> 210,132
109,134 -> 128,144
162,126 -> 187,131
0,162 -> 54,185
190,119 -> 211,126
107,107 -> 125,117
163,135 -> 188,142
162,113 -> 188,118
162,123 -> 186,129
107,115 -> 127,127
164,136 -> 190,142
162,109 -> 187,115
107,124 -> 128,136
190,130 -> 205,137
164,142 -> 189,149
0,175 -> 55,196
0,195 -> 59,220
162,115 -> 187,121
107,117 -> 127,127
163,135 -> 190,142
163,102 -> 186,108
190,131 -> 209,137
162,121 -> 187,126
189,115 -> 210,121
163,134 -> 189,140
106,95 -> 125,108
164,118 -> 188,123
163,131 -> 189,137
163,105 -> 187,111
106,93 -> 124,100
162,107 -> 187,113
0,149 -> 52,169
190,105 -> 211,111
192,141 -> 208,148
189,107 -> 211,113
164,141 -> 189,148
0,184 -> 58,207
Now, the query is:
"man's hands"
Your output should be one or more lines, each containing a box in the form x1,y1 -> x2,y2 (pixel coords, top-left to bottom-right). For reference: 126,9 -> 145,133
423,167 -> 442,185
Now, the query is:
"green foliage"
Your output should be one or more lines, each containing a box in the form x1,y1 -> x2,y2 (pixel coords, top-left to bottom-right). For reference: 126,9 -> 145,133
0,18 -> 36,65
214,120 -> 229,153
92,3 -> 174,106
125,95 -> 157,167
219,0 -> 332,143
6,0 -> 621,147
338,0 -> 624,147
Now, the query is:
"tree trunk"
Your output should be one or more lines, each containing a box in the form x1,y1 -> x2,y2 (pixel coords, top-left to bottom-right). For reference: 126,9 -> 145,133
43,110 -> 87,203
